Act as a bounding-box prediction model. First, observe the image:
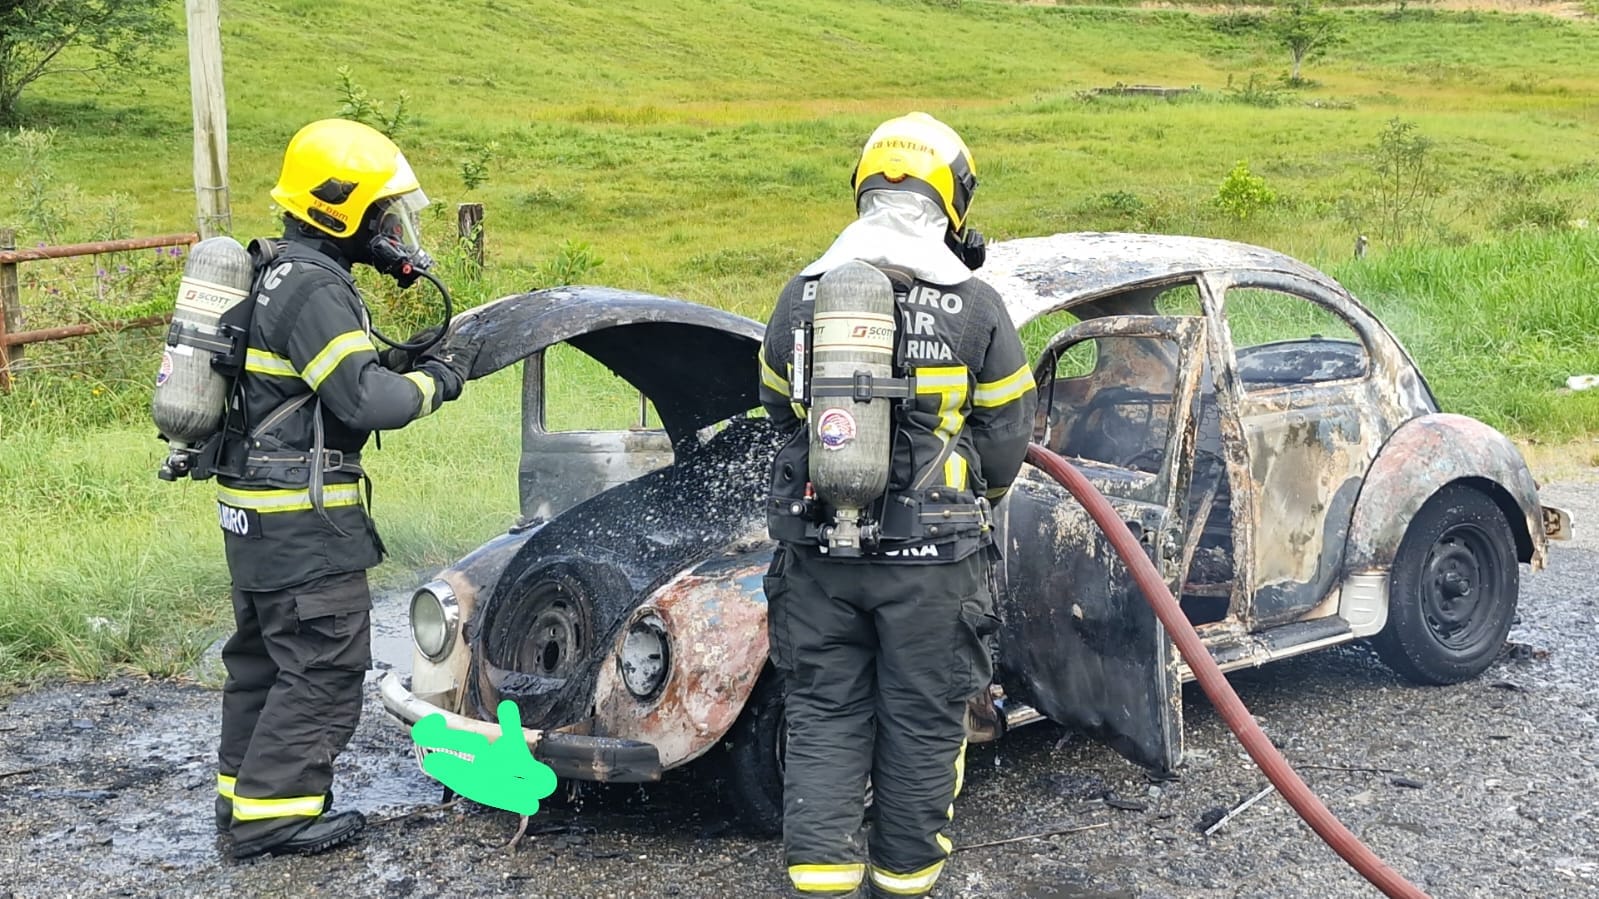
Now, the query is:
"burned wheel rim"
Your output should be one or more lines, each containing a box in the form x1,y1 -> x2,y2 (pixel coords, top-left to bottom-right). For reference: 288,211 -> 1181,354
1420,523 -> 1504,651
511,583 -> 587,677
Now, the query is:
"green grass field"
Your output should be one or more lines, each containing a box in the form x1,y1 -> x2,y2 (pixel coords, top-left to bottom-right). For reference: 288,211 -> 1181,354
1,0 -> 1596,686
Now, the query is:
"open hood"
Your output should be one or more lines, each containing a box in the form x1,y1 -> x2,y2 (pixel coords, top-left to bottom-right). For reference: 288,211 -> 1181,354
446,285 -> 766,445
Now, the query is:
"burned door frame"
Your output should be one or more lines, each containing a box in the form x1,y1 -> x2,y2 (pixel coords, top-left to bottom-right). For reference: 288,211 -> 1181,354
1200,270 -> 1414,631
1001,313 -> 1208,773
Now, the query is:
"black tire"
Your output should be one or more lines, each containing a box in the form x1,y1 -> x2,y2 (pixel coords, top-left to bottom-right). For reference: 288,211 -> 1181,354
724,671 -> 876,837
727,672 -> 787,837
1372,484 -> 1520,686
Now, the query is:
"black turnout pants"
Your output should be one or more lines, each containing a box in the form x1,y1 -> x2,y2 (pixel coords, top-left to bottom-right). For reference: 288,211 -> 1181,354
766,547 -> 998,897
216,570 -> 372,843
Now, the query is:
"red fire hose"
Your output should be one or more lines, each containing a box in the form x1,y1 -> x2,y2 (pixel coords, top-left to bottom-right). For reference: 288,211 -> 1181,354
1025,444 -> 1430,899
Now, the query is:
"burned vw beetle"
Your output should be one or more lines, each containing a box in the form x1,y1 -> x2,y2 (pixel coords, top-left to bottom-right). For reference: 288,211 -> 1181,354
380,232 -> 1569,833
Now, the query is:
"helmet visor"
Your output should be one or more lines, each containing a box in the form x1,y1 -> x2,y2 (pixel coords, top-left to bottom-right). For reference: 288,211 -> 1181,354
373,189 -> 429,254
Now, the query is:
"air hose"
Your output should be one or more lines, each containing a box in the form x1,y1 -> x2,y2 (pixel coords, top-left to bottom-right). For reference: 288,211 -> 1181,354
1024,444 -> 1430,899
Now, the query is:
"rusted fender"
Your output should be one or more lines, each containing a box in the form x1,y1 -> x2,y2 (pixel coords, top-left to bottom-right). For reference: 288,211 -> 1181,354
590,553 -> 771,770
1343,413 -> 1545,574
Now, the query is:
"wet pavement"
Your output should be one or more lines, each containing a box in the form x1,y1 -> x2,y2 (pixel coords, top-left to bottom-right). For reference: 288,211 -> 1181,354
3,483 -> 1598,898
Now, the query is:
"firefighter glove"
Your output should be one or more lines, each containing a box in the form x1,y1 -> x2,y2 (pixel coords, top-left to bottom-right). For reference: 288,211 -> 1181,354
379,325 -> 443,372
417,353 -> 467,403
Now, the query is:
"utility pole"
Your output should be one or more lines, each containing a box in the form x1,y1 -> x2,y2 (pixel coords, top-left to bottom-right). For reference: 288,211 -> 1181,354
187,0 -> 231,238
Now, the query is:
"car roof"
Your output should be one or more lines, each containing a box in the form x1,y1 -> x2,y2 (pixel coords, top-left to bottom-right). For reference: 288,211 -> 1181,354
980,231 -> 1340,326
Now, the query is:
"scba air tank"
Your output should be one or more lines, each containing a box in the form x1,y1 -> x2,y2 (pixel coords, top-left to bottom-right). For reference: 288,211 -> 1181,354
151,236 -> 255,474
808,260 -> 897,556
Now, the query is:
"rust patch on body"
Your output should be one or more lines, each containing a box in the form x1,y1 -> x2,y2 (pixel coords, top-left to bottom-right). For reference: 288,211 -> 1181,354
590,559 -> 770,770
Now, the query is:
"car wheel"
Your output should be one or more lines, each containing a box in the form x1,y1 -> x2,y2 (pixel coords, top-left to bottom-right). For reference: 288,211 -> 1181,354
481,557 -> 632,688
1372,484 -> 1520,686
727,672 -> 787,836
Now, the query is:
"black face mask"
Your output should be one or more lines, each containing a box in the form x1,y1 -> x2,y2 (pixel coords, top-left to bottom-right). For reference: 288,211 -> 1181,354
367,237 -> 433,288
359,202 -> 434,286
947,227 -> 987,271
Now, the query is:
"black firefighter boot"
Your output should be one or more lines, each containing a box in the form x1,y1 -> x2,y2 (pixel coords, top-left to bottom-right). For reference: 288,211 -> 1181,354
231,810 -> 366,859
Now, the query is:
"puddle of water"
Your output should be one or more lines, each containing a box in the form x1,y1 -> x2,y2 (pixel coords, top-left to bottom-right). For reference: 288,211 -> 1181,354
369,584 -> 416,682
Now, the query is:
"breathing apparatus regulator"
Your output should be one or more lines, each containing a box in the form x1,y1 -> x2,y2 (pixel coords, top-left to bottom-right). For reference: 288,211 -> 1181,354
151,118 -> 453,481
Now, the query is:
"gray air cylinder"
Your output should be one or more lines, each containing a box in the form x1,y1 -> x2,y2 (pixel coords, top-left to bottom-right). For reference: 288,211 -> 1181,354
808,260 -> 898,556
151,236 -> 255,454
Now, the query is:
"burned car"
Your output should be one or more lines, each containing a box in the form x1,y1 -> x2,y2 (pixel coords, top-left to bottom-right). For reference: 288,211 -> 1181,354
379,232 -> 1569,832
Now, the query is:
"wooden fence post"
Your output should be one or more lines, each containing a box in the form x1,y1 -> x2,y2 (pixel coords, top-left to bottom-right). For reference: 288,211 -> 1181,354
457,203 -> 485,276
0,228 -> 21,391
187,0 -> 232,238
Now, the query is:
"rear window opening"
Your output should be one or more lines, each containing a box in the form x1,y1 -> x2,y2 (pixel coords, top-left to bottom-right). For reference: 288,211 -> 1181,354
541,343 -> 663,432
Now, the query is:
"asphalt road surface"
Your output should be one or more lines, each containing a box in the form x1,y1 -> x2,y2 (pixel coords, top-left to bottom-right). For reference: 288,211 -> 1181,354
3,483 -> 1597,899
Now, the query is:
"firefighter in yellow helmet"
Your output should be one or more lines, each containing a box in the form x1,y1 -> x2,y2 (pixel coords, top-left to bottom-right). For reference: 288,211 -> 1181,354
759,113 -> 1037,896
212,119 -> 470,858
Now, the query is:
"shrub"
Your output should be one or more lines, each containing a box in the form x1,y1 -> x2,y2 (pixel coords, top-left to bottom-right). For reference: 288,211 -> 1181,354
1215,160 -> 1277,221
334,65 -> 412,138
1493,198 -> 1575,232
1223,73 -> 1288,109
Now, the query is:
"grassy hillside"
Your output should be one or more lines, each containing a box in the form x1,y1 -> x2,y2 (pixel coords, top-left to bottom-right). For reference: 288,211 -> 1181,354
1,0 -> 1596,684
3,0 -> 1595,301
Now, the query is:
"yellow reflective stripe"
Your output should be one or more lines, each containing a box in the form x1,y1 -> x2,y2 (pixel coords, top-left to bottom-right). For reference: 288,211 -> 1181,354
217,483 -> 362,514
404,370 -> 436,417
870,859 -> 946,895
915,365 -> 968,457
937,833 -> 953,855
973,362 -> 1034,407
790,402 -> 806,419
230,793 -> 325,821
789,863 -> 865,891
944,451 -> 968,491
953,738 -> 968,799
760,354 -> 790,395
217,774 -> 237,799
244,348 -> 298,378
301,330 -> 375,389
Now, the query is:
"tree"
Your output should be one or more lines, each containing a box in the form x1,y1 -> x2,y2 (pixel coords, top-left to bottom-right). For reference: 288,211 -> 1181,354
1367,118 -> 1442,243
1267,0 -> 1342,84
0,0 -> 177,124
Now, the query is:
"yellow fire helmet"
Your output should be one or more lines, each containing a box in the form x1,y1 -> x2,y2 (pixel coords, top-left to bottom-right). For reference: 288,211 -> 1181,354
270,118 -> 424,239
851,112 -> 979,231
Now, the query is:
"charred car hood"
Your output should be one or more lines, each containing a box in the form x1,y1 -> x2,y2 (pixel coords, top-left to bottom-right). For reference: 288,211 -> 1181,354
448,285 -> 766,445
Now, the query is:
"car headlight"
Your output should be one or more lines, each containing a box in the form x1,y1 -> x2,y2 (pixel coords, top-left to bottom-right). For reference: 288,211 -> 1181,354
618,613 -> 671,700
410,580 -> 460,662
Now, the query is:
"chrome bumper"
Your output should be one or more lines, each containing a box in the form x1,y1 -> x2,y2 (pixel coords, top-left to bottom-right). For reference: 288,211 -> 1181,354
377,671 -> 663,783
